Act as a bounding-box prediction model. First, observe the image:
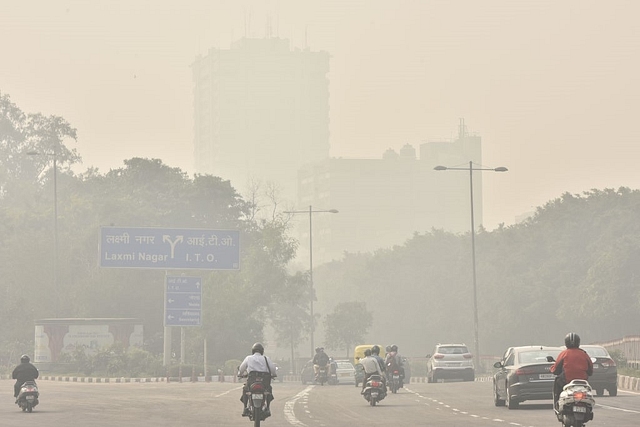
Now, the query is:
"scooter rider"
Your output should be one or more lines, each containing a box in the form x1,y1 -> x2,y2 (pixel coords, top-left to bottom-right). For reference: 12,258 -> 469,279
238,343 -> 277,417
313,347 -> 330,380
550,333 -> 593,410
370,345 -> 388,395
385,344 -> 405,387
360,348 -> 382,393
12,355 -> 39,403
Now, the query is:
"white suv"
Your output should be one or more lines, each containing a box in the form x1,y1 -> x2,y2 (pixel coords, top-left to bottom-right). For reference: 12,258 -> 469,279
426,343 -> 475,382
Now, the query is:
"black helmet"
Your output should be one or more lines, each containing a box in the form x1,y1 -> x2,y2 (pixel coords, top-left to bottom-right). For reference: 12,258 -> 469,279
20,354 -> 30,363
391,345 -> 398,352
315,347 -> 322,353
252,343 -> 264,355
565,333 -> 581,349
371,345 -> 380,355
364,349 -> 372,357
385,345 -> 391,352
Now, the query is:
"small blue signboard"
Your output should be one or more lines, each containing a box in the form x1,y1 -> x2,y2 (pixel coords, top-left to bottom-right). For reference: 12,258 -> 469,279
100,227 -> 240,270
165,276 -> 202,327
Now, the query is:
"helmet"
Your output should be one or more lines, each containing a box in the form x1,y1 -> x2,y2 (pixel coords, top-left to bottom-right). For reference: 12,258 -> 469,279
251,343 -> 264,355
385,345 -> 391,352
315,347 -> 322,353
565,333 -> 581,349
391,345 -> 398,352
371,345 -> 380,355
20,354 -> 30,363
364,349 -> 372,357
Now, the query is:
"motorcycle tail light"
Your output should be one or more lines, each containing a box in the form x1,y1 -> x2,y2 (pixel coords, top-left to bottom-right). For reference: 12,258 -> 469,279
371,381 -> 381,387
250,383 -> 264,392
573,391 -> 586,401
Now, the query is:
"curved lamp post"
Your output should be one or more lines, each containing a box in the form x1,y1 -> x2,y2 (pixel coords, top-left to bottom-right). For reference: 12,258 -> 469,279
434,161 -> 508,368
284,206 -> 339,358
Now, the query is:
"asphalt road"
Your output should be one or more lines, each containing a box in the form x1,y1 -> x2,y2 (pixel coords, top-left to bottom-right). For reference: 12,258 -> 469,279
2,379 -> 640,427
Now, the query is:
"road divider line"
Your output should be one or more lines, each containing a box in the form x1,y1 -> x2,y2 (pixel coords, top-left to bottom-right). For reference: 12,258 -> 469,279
214,385 -> 243,398
284,385 -> 313,426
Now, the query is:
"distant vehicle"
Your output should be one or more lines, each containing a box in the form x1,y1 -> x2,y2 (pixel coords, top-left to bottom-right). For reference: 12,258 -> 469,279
300,360 -> 315,385
493,345 -> 563,409
353,344 -> 385,366
333,360 -> 356,385
426,343 -> 475,382
580,345 -> 618,396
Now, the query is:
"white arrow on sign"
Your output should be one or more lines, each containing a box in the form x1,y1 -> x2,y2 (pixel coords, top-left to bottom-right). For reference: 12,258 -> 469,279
167,315 -> 175,320
168,298 -> 175,303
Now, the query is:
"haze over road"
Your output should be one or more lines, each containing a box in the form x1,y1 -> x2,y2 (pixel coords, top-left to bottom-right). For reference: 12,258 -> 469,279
2,379 -> 640,426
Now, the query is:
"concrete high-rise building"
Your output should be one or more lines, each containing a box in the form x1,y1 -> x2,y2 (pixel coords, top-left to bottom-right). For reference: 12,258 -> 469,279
192,38 -> 330,199
294,122 -> 483,265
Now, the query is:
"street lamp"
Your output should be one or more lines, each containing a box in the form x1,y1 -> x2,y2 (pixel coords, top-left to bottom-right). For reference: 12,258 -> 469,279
434,161 -> 507,368
284,206 -> 339,358
27,150 -> 59,317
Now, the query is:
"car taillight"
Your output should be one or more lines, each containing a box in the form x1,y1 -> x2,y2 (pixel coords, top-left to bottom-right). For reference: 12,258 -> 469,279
393,370 -> 399,374
601,358 -> 616,367
463,354 -> 473,359
515,367 -> 536,375
573,391 -> 587,401
434,354 -> 445,359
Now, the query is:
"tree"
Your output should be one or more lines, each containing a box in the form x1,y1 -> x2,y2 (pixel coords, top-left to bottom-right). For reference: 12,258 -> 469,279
324,301 -> 372,358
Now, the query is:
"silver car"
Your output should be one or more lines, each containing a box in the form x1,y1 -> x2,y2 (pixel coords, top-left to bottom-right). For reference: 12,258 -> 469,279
427,343 -> 475,382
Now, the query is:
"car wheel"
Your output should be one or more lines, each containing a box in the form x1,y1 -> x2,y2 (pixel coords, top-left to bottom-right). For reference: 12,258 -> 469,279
493,382 -> 505,407
608,384 -> 618,397
506,385 -> 519,409
595,388 -> 604,397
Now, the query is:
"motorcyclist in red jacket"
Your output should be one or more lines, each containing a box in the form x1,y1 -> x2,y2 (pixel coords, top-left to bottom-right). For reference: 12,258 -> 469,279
550,333 -> 593,409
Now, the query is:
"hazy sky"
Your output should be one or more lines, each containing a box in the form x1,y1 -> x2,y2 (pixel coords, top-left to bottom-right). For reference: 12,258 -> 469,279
2,0 -> 639,229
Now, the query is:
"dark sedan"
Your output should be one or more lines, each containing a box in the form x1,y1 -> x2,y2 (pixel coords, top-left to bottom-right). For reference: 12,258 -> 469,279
581,345 -> 618,396
493,346 -> 563,409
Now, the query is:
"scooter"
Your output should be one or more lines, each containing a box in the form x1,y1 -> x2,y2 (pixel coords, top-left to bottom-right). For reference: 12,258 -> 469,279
316,365 -> 328,386
16,380 -> 39,413
362,374 -> 386,406
389,369 -> 401,393
556,379 -> 595,427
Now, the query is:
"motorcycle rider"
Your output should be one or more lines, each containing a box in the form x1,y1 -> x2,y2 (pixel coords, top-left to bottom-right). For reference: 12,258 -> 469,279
550,333 -> 593,410
360,348 -> 383,394
12,354 -> 39,404
385,344 -> 405,387
238,343 -> 277,417
312,347 -> 330,381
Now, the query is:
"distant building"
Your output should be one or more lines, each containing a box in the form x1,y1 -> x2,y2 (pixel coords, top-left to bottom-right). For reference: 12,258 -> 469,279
293,121 -> 483,265
191,37 -> 330,199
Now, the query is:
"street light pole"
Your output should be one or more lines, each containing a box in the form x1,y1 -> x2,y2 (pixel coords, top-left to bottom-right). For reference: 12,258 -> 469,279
27,149 -> 59,317
284,206 -> 339,358
434,161 -> 507,368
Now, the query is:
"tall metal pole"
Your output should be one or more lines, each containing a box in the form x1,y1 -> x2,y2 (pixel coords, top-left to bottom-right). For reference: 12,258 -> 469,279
309,205 -> 314,359
468,161 -> 480,367
53,153 -> 59,317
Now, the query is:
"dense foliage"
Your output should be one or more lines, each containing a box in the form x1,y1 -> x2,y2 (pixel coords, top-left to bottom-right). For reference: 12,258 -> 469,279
313,188 -> 640,360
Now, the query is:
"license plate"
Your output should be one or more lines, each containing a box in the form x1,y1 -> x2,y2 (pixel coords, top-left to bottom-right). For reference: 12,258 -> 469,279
252,393 -> 264,400
593,365 -> 599,369
393,375 -> 400,379
539,374 -> 555,379
573,406 -> 587,413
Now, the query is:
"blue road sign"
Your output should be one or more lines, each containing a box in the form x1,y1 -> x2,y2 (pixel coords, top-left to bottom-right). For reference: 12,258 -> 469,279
165,276 -> 202,327
100,227 -> 240,270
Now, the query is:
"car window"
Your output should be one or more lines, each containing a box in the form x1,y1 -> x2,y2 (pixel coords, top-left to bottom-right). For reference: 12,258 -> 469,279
505,353 -> 515,366
583,347 -> 609,357
438,346 -> 468,354
336,362 -> 354,369
518,351 -> 552,364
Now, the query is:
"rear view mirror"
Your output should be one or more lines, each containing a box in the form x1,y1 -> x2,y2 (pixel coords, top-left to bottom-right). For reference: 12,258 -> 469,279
493,361 -> 502,368
546,356 -> 555,363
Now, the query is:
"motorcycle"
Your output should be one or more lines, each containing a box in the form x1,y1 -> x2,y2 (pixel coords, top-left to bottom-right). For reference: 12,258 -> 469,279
362,374 -> 385,406
240,374 -> 273,427
388,368 -> 401,393
556,379 -> 595,427
16,380 -> 39,413
316,365 -> 328,386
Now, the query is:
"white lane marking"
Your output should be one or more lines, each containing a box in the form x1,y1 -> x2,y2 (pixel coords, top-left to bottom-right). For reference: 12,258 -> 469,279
214,385 -> 243,398
597,403 -> 640,414
285,385 -> 313,426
